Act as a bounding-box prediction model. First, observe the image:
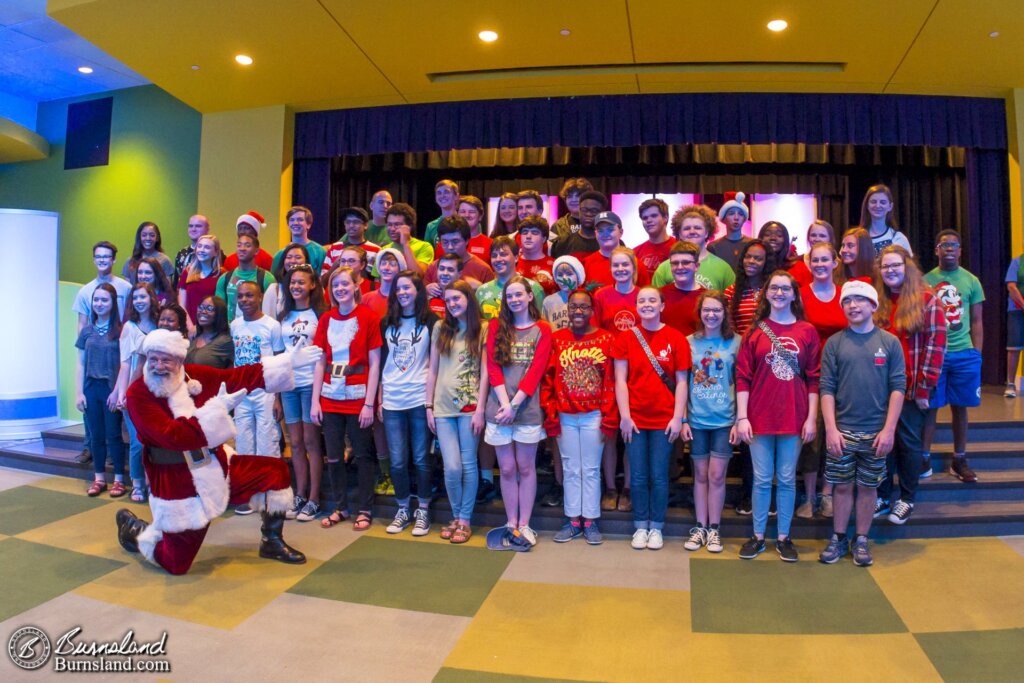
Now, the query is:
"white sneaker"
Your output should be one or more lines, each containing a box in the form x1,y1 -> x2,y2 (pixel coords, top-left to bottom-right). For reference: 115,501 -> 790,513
386,508 -> 411,534
706,528 -> 723,553
683,526 -> 707,551
631,529 -> 649,550
647,529 -> 664,550
411,509 -> 430,537
517,525 -> 538,546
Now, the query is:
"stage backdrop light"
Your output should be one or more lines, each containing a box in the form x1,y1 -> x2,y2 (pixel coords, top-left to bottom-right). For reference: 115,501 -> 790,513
0,209 -> 60,438
610,194 -> 697,248
750,194 -> 818,254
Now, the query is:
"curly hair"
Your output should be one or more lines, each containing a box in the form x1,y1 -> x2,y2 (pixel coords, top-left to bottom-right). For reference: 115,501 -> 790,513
751,270 -> 806,327
730,239 -> 769,322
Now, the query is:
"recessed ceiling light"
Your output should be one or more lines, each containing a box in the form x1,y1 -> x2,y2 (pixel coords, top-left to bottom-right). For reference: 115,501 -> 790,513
767,19 -> 788,32
560,28 -> 571,36
191,64 -> 200,71
77,66 -> 93,74
478,30 -> 498,42
235,54 -> 253,66
989,31 -> 1000,38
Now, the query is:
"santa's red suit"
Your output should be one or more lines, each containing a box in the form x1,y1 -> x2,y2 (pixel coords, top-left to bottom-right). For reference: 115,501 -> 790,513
123,330 -> 312,575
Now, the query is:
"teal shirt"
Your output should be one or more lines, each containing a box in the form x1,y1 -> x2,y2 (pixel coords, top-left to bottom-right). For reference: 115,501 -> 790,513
686,333 -> 741,430
476,277 -> 545,320
366,222 -> 388,247
424,216 -> 443,247
272,240 -> 326,275
924,266 -> 985,353
652,252 -> 736,291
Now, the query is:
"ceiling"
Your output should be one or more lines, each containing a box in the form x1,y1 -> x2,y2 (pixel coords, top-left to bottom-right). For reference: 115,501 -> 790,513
30,0 -> 1024,114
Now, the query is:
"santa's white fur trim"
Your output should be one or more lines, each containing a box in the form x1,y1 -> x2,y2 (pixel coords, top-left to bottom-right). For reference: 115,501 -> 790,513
148,494 -> 210,534
165,378 -> 197,419
261,354 -> 294,394
190,458 -> 231,521
194,398 -> 235,448
186,378 -> 202,396
248,487 -> 293,514
136,524 -> 163,563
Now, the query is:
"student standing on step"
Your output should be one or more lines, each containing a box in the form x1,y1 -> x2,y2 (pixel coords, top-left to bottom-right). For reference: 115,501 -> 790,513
860,184 -> 912,257
922,230 -> 985,483
819,281 -> 906,567
1003,248 -> 1024,398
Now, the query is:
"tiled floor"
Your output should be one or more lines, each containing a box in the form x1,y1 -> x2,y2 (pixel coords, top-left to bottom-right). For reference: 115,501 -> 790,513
1,466 -> 1023,682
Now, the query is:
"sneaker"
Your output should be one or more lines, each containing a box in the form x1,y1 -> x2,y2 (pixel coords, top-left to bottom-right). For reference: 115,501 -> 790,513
950,457 -> 978,483
795,500 -> 814,519
776,537 -> 799,562
735,496 -> 752,516
873,498 -> 891,519
285,495 -> 307,520
706,527 -> 723,553
819,494 -> 834,518
517,525 -> 538,546
553,520 -> 583,543
646,529 -> 664,550
888,499 -> 915,525
386,508 -> 411,534
852,537 -> 873,566
541,483 -> 563,508
411,509 -> 431,536
296,500 -> 321,522
476,479 -> 496,503
74,447 -> 92,465
601,489 -> 619,511
1005,383 -> 1017,398
631,528 -> 649,550
819,534 -> 849,564
375,475 -> 394,496
234,504 -> 254,516
738,536 -> 766,559
582,520 -> 603,545
919,456 -> 933,479
683,526 -> 708,551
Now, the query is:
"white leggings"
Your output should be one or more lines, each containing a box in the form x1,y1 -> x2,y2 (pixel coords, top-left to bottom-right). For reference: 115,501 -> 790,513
556,410 -> 605,519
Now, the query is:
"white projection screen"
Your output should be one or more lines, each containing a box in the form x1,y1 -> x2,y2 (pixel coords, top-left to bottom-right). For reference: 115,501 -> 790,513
0,209 -> 60,438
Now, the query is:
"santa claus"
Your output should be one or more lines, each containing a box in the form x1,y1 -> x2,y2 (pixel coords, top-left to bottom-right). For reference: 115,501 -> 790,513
116,328 -> 322,575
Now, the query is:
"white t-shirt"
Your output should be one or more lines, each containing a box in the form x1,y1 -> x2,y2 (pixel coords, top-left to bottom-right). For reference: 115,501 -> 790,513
871,228 -> 913,257
74,277 -> 132,320
118,321 -> 150,376
280,308 -> 319,388
381,316 -> 432,410
230,315 -> 285,368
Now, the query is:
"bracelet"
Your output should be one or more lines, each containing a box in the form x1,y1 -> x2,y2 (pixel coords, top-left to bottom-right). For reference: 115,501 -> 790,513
363,402 -> 374,408
424,404 -> 433,409
737,416 -> 749,421
679,417 -> 689,424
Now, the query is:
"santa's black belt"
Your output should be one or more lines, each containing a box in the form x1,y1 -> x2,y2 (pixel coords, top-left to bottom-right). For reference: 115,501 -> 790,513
148,446 -> 214,469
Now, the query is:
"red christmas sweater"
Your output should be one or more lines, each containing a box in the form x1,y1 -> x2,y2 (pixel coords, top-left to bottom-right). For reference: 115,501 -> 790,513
540,328 -> 618,437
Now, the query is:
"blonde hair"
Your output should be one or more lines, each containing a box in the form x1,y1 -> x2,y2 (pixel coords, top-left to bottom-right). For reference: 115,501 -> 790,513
185,234 -> 222,284
609,246 -> 639,284
873,245 -> 926,334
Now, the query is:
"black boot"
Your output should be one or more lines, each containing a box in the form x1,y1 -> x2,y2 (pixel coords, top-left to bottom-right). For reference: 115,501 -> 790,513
259,512 -> 306,564
116,508 -> 148,553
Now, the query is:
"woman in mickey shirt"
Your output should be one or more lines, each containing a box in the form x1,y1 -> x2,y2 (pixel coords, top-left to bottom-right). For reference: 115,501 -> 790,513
611,286 -> 690,551
735,271 -> 821,562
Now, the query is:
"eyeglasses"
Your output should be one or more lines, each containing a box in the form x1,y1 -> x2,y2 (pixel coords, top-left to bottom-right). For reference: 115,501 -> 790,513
670,259 -> 697,267
579,206 -> 601,215
197,304 -> 216,313
767,285 -> 794,293
879,263 -> 904,271
567,303 -> 592,311
939,242 -> 961,250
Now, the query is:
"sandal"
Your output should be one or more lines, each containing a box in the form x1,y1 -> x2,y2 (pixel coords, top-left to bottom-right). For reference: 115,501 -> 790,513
109,481 -> 127,498
440,520 -> 459,540
352,512 -> 372,531
450,523 -> 472,544
86,481 -> 107,497
130,486 -> 146,503
320,509 -> 350,528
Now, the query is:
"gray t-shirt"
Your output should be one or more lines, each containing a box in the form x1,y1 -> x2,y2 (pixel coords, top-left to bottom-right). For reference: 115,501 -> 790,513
76,325 -> 121,389
819,326 -> 906,433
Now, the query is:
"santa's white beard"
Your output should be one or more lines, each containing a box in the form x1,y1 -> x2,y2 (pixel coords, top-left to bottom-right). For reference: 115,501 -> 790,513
144,365 -> 185,397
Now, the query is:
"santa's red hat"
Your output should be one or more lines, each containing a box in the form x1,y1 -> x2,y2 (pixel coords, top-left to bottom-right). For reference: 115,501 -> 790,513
236,211 -> 266,235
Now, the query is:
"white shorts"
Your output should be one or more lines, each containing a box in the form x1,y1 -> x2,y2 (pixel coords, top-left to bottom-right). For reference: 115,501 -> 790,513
484,422 -> 546,446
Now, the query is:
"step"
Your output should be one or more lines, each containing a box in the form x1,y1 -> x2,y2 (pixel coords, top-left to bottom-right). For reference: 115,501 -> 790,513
915,469 -> 1024,502
0,439 -> 126,480
41,423 -> 86,451
930,442 -> 1024,470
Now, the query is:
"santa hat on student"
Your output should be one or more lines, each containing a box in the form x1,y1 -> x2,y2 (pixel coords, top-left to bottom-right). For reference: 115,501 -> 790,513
377,247 -> 407,270
236,211 -> 266,235
718,192 -> 749,220
552,255 -> 586,287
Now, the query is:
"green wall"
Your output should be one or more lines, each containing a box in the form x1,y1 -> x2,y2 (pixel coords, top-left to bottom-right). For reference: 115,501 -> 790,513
0,85 -> 202,284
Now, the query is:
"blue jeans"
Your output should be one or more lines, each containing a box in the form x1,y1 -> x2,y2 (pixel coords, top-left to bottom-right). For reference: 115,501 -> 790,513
627,428 -> 673,530
750,434 -> 801,538
123,409 -> 144,483
434,415 -> 479,521
383,406 -> 432,508
83,377 -> 124,477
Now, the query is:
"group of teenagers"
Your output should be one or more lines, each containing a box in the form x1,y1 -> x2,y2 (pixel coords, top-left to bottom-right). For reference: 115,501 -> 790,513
72,178 -> 987,566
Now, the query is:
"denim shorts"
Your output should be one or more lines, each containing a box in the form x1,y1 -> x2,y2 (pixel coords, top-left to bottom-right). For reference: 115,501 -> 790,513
689,426 -> 733,459
280,385 -> 313,424
484,422 -> 546,446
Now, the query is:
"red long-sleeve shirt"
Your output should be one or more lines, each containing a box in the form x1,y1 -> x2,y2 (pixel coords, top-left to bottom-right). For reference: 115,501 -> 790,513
540,328 -> 618,437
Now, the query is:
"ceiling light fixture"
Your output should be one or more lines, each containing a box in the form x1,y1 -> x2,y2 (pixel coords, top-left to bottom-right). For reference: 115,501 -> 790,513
235,54 -> 253,66
191,65 -> 200,71
77,66 -> 93,74
560,29 -> 571,36
767,19 -> 788,32
989,31 -> 1000,38
478,30 -> 498,42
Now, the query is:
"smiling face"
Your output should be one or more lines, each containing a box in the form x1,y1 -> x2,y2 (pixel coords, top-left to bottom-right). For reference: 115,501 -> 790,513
444,288 -> 469,319
146,349 -> 182,381
235,235 -> 257,264
288,270 -> 315,306
135,261 -> 156,285
595,222 -> 621,251
700,296 -> 725,333
195,237 -> 216,263
283,247 -> 307,271
436,259 -> 459,287
879,252 -> 906,291
839,235 -> 859,265
679,217 -> 709,249
760,225 -> 786,255
516,198 -> 540,222
132,288 -> 151,315
331,271 -> 357,308
669,251 -> 698,288
867,192 -> 892,222
158,307 -> 180,331
565,191 -> 581,216
385,215 -> 408,243
377,254 -> 400,283
93,246 -> 114,275
236,281 -> 263,319
91,288 -> 113,318
435,184 -> 457,211
610,252 -> 634,285
567,291 -> 593,333
196,297 -> 217,327
640,206 -> 667,238
498,198 -> 517,224
766,275 -> 796,312
139,225 -> 158,252
842,294 -> 875,326
457,202 -> 482,231
491,246 -> 515,278
504,282 -> 531,316
636,287 -> 664,324
742,244 -> 767,279
809,245 -> 838,282
288,211 -> 310,237
188,215 -> 209,241
553,262 -> 580,292
394,276 -> 418,312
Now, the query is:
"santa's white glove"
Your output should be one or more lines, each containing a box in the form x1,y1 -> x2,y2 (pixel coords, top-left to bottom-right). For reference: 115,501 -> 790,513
290,344 -> 323,369
216,382 -> 248,411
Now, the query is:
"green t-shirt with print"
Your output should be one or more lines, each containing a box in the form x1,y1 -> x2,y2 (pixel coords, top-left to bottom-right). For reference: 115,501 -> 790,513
476,277 -> 545,320
652,251 -> 736,291
924,266 -> 985,352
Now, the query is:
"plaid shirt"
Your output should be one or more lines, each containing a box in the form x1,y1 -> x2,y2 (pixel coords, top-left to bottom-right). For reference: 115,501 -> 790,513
904,289 -> 947,402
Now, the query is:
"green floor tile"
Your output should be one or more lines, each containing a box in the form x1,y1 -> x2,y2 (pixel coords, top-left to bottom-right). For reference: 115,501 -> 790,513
0,538 -> 126,621
690,558 -> 907,634
0,485 -> 110,535
434,668 -> 584,683
289,536 -> 513,617
915,628 -> 1024,682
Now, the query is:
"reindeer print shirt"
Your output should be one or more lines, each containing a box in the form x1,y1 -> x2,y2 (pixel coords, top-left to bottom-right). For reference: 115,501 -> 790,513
381,313 -> 438,411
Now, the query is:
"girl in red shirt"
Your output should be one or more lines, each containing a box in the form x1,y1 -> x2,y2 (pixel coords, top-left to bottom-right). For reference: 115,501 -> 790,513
592,247 -> 641,333
840,227 -> 875,282
735,271 -> 821,562
612,287 -> 690,551
724,239 -> 768,336
759,221 -> 812,286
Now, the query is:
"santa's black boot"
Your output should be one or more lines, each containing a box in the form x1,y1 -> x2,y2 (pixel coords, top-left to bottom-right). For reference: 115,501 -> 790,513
259,512 -> 306,564
116,508 -> 148,553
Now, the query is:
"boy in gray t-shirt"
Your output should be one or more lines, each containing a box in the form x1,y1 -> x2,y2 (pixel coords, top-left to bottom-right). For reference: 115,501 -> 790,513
819,280 -> 906,568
